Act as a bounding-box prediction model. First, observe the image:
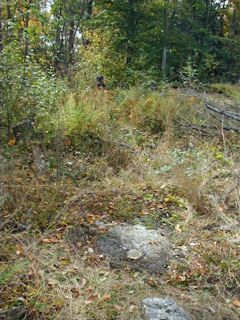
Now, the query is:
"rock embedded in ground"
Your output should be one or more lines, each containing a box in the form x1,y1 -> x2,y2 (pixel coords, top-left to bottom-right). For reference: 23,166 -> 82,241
97,224 -> 171,273
142,298 -> 192,320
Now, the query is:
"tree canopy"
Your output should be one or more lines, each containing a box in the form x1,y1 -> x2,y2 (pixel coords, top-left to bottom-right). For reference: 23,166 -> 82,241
0,0 -> 239,85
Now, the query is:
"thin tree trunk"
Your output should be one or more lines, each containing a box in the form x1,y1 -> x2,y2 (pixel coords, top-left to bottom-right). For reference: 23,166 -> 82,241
161,46 -> 167,78
205,0 -> 209,27
219,0 -> 226,36
0,3 -> 2,53
25,0 -> 32,58
231,8 -> 237,38
126,0 -> 135,66
161,0 -> 168,78
0,2 -> 2,142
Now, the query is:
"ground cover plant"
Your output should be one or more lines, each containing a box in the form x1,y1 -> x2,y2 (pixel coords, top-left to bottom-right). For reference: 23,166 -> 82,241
1,84 -> 240,320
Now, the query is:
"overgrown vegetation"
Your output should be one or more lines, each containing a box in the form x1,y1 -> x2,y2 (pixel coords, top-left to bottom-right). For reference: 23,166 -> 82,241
1,1 -> 240,320
1,85 -> 240,319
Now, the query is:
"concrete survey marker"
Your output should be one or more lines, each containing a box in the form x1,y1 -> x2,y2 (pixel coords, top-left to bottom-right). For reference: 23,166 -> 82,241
97,224 -> 171,273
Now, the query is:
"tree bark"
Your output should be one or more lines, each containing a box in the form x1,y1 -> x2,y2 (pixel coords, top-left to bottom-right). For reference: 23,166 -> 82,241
205,0 -> 209,27
126,0 -> 136,66
0,3 -> 2,53
25,0 -> 32,58
161,46 -> 167,78
161,0 -> 168,78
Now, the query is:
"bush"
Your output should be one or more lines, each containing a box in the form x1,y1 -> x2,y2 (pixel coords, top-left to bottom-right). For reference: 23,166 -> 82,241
0,42 -> 67,142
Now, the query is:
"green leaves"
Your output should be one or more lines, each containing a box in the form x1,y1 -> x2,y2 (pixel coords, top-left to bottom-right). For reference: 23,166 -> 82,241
1,261 -> 29,285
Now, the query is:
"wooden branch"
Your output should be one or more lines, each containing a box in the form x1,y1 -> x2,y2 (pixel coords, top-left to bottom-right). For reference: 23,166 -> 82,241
174,118 -> 240,136
205,103 -> 240,123
183,89 -> 240,123
174,120 -> 210,135
208,112 -> 240,132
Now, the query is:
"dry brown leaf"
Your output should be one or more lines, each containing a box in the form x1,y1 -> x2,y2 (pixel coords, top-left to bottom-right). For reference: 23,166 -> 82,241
42,238 -> 51,243
86,293 -> 99,301
16,245 -> 24,255
116,283 -> 122,291
113,305 -> 122,312
99,294 -> 111,303
8,139 -> 16,146
147,278 -> 158,287
71,287 -> 80,297
48,279 -> 58,286
232,297 -> 240,307
50,237 -> 60,243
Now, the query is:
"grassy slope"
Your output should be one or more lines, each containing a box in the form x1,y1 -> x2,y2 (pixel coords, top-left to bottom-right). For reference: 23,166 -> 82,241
1,85 -> 240,320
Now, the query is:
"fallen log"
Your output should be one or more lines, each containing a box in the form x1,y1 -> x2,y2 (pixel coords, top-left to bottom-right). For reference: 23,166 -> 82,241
174,119 -> 240,136
205,103 -> 240,123
208,112 -> 240,132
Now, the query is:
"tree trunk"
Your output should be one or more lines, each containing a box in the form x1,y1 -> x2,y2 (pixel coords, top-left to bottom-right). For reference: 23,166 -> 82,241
231,8 -> 237,38
161,46 -> 167,78
25,0 -> 32,58
205,0 -> 209,27
161,0 -> 168,78
0,3 -> 2,53
126,0 -> 136,66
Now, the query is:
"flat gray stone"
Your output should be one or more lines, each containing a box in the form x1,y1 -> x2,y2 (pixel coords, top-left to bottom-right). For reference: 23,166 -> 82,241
142,298 -> 192,320
97,224 -> 171,273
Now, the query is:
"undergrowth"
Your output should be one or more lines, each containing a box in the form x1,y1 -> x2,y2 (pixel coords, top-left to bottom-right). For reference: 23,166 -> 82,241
1,85 -> 240,320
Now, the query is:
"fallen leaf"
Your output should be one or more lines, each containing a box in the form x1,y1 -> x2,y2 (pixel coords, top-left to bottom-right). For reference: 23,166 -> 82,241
116,283 -> 122,291
42,238 -> 51,243
50,237 -> 60,243
8,139 -> 16,146
148,241 -> 159,245
113,305 -> 122,312
65,140 -> 71,147
48,279 -> 58,286
99,294 -> 111,303
232,297 -> 240,307
71,287 -> 80,297
175,224 -> 182,233
16,245 -> 24,255
147,278 -> 158,287
86,293 -> 99,301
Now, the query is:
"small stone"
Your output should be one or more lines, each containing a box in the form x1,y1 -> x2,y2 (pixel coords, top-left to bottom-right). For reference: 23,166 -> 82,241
142,298 -> 192,320
87,247 -> 94,254
126,249 -> 143,260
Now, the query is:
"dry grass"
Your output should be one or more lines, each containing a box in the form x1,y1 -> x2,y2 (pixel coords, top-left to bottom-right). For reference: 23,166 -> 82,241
1,87 -> 240,320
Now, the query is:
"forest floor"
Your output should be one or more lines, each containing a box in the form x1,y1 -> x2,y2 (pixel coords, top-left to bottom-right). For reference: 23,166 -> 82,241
1,85 -> 240,320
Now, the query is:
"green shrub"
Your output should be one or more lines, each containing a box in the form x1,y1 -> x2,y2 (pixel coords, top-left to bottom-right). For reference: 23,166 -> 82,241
0,42 -> 67,142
